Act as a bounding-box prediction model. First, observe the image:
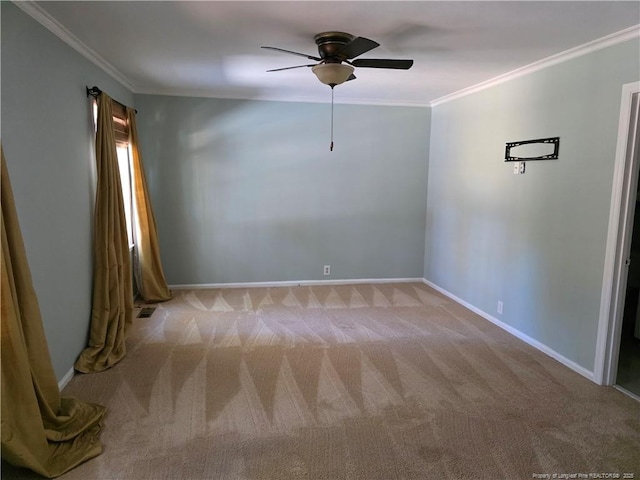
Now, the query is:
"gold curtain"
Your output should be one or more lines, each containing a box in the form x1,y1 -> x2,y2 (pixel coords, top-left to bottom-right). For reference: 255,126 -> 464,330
1,147 -> 106,478
127,108 -> 172,302
74,93 -> 133,373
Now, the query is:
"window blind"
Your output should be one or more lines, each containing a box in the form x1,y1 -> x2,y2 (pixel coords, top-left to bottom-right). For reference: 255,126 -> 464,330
111,101 -> 129,145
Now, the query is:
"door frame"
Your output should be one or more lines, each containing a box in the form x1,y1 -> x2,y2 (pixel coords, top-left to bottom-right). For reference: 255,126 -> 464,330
595,81 -> 640,385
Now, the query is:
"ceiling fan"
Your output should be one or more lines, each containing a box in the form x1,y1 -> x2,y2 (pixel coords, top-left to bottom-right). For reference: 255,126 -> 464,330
262,32 -> 414,151
261,31 -> 414,87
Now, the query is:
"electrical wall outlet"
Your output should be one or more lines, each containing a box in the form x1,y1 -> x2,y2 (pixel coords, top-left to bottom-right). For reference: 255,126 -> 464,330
497,301 -> 503,315
323,265 -> 331,276
513,162 -> 526,175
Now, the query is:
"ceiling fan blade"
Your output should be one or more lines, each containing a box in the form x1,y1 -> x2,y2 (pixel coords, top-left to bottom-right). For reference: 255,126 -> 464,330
266,64 -> 316,72
351,59 -> 414,69
347,73 -> 357,82
336,37 -> 379,60
261,46 -> 321,62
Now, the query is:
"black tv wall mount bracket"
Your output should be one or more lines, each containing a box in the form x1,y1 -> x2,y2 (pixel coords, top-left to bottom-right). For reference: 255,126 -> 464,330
505,137 -> 560,162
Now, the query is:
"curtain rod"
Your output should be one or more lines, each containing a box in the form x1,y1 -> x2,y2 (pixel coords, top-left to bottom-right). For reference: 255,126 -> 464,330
86,86 -> 137,113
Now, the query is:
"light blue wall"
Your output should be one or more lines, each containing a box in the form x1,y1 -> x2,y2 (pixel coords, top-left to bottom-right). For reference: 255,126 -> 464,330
424,39 -> 640,371
134,95 -> 430,284
1,3 -> 134,379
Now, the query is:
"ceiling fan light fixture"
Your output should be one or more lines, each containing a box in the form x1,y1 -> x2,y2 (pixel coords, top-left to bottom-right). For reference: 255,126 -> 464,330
311,63 -> 354,87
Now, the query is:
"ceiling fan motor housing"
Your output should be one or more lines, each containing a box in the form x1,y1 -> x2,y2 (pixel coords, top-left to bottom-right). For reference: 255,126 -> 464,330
262,31 -> 412,75
314,32 -> 354,62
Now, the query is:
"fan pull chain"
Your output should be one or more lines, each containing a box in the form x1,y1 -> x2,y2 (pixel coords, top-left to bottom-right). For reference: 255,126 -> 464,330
330,86 -> 334,152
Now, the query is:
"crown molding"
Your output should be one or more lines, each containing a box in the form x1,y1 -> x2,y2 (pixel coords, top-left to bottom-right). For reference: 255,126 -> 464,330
135,87 -> 430,108
430,24 -> 640,107
14,1 -> 137,92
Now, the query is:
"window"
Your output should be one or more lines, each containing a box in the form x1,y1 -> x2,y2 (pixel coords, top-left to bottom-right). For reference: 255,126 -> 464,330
92,100 -> 134,248
116,144 -> 134,248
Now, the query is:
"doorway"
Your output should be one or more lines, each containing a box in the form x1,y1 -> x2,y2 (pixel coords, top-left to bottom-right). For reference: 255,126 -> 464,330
599,83 -> 640,396
616,90 -> 640,396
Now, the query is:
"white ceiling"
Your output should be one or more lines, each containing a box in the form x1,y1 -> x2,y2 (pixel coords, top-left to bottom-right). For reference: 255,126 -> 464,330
25,1 -> 640,106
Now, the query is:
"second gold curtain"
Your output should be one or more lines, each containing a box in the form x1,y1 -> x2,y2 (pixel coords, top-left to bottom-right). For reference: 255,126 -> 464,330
127,108 -> 172,303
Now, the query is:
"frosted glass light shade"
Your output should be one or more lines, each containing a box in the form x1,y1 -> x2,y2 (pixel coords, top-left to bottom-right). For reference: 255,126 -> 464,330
311,63 -> 354,86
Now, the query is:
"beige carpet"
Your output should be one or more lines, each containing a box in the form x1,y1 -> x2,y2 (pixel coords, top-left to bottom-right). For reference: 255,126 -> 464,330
4,283 -> 640,479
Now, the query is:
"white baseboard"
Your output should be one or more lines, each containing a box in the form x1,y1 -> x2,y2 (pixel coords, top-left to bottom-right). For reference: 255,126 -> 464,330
169,277 -> 424,290
423,279 -> 596,382
58,367 -> 75,391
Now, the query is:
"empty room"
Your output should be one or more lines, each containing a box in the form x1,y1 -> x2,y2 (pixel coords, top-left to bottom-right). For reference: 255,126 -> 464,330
2,1 -> 640,479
